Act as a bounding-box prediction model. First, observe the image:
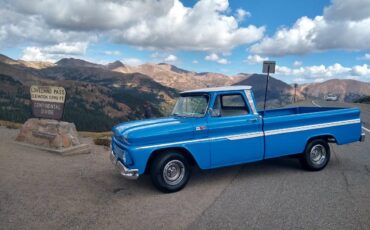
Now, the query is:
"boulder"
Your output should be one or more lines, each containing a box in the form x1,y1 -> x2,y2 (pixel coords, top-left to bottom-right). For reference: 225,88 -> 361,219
16,118 -> 90,155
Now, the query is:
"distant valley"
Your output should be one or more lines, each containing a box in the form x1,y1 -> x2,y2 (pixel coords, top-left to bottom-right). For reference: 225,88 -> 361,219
0,54 -> 369,131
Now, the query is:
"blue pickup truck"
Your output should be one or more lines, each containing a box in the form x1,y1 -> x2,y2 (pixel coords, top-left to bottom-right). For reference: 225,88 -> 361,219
110,86 -> 365,192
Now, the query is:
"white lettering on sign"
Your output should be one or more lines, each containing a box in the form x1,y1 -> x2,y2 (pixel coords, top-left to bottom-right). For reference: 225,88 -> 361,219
30,86 -> 66,103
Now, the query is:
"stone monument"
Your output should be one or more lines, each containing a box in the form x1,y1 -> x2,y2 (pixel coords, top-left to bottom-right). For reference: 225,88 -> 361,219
15,85 -> 90,155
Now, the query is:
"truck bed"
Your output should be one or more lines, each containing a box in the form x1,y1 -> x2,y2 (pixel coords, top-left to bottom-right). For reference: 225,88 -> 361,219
260,106 -> 362,159
259,106 -> 347,117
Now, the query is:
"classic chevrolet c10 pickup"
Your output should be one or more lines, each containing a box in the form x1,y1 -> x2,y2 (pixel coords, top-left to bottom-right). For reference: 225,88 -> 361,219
110,85 -> 365,193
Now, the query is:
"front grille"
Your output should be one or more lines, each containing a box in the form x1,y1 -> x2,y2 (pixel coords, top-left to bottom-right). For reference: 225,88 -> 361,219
112,137 -> 132,165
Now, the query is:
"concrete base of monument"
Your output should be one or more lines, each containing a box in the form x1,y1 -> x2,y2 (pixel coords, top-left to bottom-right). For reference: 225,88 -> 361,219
15,118 -> 90,156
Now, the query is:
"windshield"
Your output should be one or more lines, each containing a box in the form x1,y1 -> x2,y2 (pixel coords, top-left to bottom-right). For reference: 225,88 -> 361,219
172,94 -> 209,117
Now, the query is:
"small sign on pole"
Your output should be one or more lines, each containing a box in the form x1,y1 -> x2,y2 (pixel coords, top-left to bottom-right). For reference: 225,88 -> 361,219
262,61 -> 276,74
30,85 -> 66,120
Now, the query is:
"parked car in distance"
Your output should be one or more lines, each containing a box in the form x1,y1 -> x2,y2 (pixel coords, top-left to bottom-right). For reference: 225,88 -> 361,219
110,86 -> 365,193
325,94 -> 338,101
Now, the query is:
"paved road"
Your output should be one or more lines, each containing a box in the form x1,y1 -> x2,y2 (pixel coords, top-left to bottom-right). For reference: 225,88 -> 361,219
0,101 -> 369,230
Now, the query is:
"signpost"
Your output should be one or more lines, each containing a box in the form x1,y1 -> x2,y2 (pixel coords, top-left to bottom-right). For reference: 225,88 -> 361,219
293,83 -> 298,103
262,61 -> 276,112
30,85 -> 66,120
15,85 -> 89,155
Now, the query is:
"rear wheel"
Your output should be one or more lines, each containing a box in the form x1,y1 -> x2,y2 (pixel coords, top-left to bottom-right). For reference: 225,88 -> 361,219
150,151 -> 190,193
300,139 -> 330,171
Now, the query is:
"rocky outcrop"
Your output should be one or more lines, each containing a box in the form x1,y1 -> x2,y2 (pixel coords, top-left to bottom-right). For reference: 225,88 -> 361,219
16,118 -> 90,155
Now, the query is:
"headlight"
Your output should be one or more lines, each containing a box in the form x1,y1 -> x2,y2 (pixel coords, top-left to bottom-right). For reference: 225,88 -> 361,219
115,134 -> 128,144
122,149 -> 133,165
123,133 -> 128,143
112,145 -> 132,166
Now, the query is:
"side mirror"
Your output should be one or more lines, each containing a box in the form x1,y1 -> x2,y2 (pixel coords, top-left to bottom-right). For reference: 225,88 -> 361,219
209,108 -> 221,117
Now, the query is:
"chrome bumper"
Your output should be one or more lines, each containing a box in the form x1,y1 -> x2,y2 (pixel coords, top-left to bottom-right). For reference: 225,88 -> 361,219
360,132 -> 365,142
110,151 -> 139,180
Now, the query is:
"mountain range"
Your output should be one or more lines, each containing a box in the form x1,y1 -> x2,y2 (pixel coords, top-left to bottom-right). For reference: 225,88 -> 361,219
0,54 -> 369,131
299,79 -> 370,102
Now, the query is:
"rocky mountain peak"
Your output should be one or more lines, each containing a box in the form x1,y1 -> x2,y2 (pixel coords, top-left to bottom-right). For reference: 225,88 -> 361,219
106,60 -> 125,70
56,58 -> 103,68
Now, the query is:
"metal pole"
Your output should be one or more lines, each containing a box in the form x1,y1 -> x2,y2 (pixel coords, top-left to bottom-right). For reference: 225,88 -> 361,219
294,83 -> 297,103
263,65 -> 270,112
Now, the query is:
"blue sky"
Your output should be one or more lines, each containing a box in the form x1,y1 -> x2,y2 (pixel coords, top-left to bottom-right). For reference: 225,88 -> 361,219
0,0 -> 369,83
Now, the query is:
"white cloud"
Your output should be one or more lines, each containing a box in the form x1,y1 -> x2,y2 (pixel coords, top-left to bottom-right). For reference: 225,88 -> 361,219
235,8 -> 251,22
163,54 -> 178,62
42,42 -> 88,55
352,64 -> 370,76
150,52 -> 160,58
293,78 -> 306,83
1,0 -> 265,52
104,50 -> 121,56
121,58 -> 143,66
21,47 -> 54,62
21,42 -> 88,62
313,78 -> 325,83
358,53 -> 370,60
192,60 -> 199,64
244,54 -> 268,64
250,0 -> 370,56
205,53 -> 219,61
150,52 -> 178,62
293,61 -> 303,67
250,16 -> 319,56
0,7 -> 94,48
217,58 -> 228,65
276,63 -> 352,78
205,53 -> 229,64
275,63 -> 370,83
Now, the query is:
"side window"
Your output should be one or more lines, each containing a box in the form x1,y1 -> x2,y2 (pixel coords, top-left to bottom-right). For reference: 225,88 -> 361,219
222,95 -> 246,107
212,94 -> 249,117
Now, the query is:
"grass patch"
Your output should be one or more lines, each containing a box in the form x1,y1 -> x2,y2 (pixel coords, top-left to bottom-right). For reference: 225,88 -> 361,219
353,96 -> 370,104
93,137 -> 112,147
79,131 -> 112,147
0,120 -> 22,129
79,131 -> 112,139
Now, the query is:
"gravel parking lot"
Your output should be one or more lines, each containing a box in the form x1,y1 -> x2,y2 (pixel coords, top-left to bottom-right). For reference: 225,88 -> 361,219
1,101 -> 369,230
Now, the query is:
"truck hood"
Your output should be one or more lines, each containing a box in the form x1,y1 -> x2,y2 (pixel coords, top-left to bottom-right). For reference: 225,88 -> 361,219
112,116 -> 195,146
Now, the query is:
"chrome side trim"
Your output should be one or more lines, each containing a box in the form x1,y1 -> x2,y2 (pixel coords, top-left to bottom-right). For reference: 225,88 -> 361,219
125,121 -> 180,132
226,132 -> 264,140
136,137 -> 211,150
264,118 -> 360,136
135,119 -> 360,150
110,151 -> 139,179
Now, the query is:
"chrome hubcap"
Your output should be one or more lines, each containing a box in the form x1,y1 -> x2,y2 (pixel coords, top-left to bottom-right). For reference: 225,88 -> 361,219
310,144 -> 326,165
163,160 -> 185,185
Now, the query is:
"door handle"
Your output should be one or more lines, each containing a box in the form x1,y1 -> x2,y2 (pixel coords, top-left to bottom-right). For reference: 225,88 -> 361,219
248,118 -> 258,122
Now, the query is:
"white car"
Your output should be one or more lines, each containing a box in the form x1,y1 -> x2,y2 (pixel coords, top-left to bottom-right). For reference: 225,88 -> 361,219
325,95 -> 338,101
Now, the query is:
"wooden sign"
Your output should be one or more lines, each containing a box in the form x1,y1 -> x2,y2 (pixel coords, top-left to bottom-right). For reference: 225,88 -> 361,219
30,86 -> 66,120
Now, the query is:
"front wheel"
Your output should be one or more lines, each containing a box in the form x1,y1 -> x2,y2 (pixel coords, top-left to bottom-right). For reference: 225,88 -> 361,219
150,152 -> 190,193
300,139 -> 330,171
